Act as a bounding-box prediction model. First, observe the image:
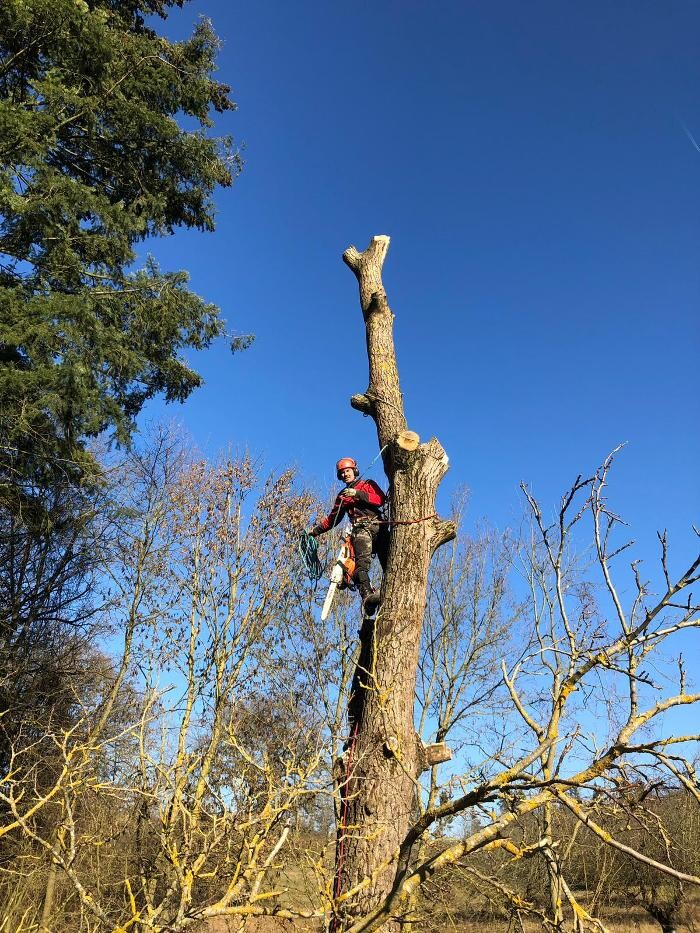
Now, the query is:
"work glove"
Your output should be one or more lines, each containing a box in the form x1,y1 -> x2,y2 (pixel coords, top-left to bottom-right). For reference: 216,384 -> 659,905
342,487 -> 358,498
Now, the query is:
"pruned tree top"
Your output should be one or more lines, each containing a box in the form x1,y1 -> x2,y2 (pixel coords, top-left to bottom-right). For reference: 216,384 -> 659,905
333,236 -> 456,927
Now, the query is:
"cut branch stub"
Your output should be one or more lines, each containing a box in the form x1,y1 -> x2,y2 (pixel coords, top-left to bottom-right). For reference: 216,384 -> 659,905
416,740 -> 454,773
350,394 -> 375,417
424,742 -> 453,768
396,430 -> 420,451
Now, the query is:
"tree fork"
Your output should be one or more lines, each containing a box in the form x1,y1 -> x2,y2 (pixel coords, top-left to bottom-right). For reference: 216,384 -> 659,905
335,236 -> 456,927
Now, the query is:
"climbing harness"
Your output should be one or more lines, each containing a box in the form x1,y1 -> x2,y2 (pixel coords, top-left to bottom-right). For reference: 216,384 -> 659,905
320,530 -> 356,622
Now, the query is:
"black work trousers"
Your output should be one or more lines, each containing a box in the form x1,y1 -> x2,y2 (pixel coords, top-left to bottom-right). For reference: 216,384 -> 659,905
351,520 -> 389,595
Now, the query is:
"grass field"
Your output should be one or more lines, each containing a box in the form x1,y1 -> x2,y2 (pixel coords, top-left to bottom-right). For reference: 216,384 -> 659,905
203,896 -> 700,932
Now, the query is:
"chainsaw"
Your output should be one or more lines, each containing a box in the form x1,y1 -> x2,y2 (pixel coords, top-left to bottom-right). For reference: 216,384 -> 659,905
320,528 -> 355,621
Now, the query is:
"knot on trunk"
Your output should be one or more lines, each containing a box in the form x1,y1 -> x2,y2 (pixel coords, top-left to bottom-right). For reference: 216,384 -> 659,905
350,393 -> 375,416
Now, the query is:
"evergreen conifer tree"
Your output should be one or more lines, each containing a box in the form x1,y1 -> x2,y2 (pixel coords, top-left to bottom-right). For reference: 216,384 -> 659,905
0,0 -> 241,499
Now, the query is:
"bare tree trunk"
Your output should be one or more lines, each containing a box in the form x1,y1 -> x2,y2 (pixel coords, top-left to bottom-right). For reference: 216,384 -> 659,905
39,860 -> 58,932
644,895 -> 682,933
335,236 -> 455,926
542,803 -> 565,929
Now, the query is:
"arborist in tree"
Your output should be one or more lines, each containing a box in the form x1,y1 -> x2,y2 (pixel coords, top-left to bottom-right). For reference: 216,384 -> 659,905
310,457 -> 389,615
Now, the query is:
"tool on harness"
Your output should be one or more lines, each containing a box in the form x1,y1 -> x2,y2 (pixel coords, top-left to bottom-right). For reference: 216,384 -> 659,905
321,528 -> 355,622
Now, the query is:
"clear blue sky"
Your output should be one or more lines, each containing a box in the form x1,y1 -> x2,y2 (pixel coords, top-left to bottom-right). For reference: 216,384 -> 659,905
144,1 -> 699,586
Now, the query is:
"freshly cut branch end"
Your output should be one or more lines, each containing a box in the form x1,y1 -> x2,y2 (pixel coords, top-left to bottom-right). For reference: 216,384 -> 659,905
423,742 -> 453,768
396,430 -> 420,451
342,235 -> 391,277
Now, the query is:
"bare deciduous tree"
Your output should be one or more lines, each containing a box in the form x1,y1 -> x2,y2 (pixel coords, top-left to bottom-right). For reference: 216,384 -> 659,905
344,447 -> 700,933
0,435 -> 337,931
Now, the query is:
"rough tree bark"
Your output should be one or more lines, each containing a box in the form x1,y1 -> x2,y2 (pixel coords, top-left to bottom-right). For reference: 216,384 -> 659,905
335,236 -> 456,928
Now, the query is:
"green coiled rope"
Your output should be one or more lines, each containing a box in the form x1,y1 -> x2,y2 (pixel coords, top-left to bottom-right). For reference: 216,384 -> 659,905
298,531 -> 325,583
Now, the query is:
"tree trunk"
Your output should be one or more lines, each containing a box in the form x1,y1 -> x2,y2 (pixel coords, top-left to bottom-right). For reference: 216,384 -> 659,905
645,899 -> 680,933
334,236 -> 455,928
39,860 -> 58,932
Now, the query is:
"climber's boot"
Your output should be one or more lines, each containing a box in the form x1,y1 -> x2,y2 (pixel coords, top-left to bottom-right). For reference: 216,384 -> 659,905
362,590 -> 381,616
355,570 -> 381,617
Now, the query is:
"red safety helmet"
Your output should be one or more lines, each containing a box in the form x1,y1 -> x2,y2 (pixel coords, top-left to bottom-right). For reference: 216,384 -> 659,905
336,457 -> 359,480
